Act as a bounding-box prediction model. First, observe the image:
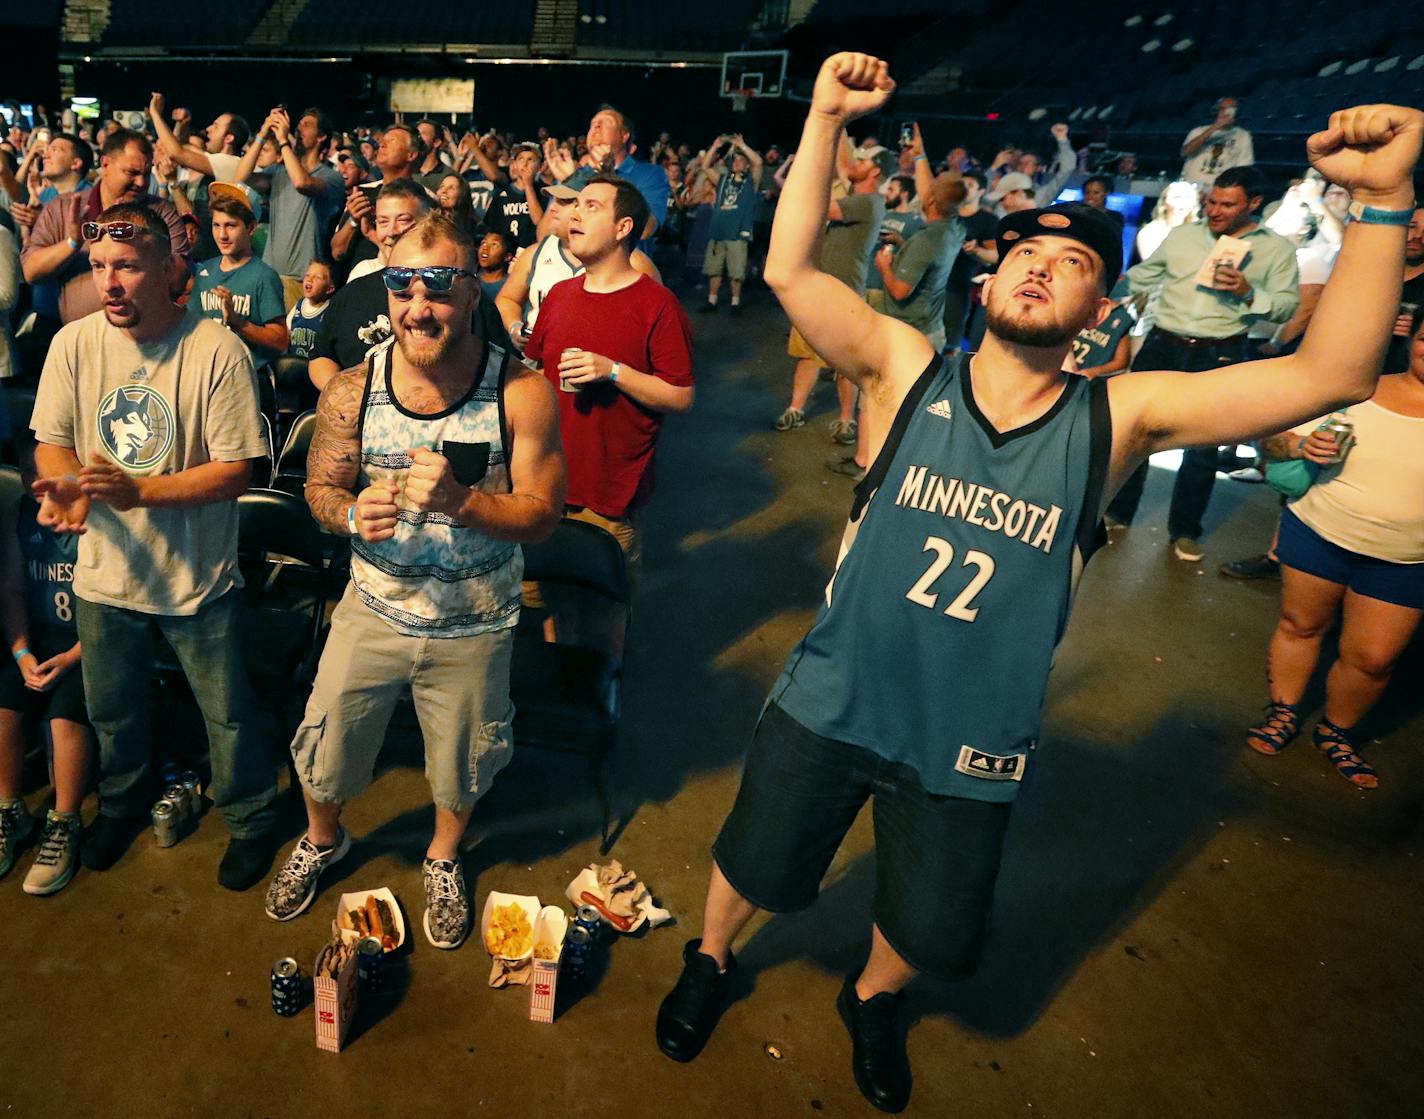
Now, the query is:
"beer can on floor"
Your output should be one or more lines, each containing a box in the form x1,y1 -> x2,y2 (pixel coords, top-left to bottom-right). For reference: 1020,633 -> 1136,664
152,799 -> 179,848
574,905 -> 601,933
179,770 -> 202,809
163,784 -> 191,821
271,957 -> 303,1016
357,937 -> 384,991
564,924 -> 593,979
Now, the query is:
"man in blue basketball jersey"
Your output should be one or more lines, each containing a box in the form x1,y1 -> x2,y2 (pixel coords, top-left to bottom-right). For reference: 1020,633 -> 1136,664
655,51 -> 1423,1113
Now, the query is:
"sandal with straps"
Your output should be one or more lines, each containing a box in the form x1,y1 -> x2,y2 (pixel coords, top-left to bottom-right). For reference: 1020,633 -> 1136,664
1246,700 -> 1301,757
1314,718 -> 1378,790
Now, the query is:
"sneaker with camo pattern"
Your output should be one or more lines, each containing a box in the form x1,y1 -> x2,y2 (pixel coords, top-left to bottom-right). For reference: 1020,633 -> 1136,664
422,856 -> 470,949
264,828 -> 350,921
0,798 -> 37,879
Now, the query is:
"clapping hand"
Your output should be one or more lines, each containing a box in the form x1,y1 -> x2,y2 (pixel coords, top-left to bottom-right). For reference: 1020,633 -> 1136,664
32,474 -> 90,534
78,454 -> 142,512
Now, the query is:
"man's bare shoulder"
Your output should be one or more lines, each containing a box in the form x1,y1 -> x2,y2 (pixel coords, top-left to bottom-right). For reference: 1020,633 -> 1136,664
316,364 -> 368,431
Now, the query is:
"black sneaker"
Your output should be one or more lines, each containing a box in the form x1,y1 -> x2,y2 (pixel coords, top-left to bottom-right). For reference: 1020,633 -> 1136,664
656,938 -> 736,1062
729,303 -> 743,317
697,302 -> 718,314
836,972 -> 912,1114
1219,553 -> 1281,580
218,833 -> 279,892
81,813 -> 146,872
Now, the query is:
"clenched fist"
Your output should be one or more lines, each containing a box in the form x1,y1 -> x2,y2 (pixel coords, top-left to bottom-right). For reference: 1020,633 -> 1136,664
811,53 -> 896,124
1307,105 -> 1423,207
354,481 -> 399,542
404,448 -> 465,517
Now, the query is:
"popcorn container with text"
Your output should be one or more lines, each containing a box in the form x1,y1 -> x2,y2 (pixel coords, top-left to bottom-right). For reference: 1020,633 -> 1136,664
313,942 -> 358,1053
529,906 -> 569,1023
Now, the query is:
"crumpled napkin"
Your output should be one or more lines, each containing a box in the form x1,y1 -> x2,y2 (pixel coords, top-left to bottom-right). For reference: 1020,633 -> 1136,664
488,956 -> 532,987
565,860 -> 672,933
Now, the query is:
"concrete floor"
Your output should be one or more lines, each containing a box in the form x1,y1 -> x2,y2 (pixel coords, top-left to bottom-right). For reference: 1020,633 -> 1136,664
4,292 -> 1423,1119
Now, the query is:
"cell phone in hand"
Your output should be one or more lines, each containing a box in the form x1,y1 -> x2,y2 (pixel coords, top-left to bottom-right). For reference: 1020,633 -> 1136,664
899,124 -> 914,149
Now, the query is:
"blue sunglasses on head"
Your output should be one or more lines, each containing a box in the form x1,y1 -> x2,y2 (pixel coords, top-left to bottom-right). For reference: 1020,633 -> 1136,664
382,266 -> 477,293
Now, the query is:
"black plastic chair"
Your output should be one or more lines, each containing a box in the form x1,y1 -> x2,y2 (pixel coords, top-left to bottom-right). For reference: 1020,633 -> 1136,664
271,408 -> 317,499
0,464 -> 22,515
274,355 -> 317,419
511,519 -> 631,853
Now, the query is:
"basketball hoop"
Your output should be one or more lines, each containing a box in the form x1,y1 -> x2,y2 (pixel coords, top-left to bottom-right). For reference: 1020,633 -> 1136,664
732,89 -> 755,113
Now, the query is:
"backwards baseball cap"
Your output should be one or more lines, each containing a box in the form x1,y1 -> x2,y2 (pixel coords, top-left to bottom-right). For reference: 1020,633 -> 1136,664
994,203 -> 1124,291
984,171 -> 1034,204
208,181 -> 261,220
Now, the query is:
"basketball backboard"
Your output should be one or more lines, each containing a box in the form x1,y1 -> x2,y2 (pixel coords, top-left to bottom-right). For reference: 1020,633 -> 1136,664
720,50 -> 788,98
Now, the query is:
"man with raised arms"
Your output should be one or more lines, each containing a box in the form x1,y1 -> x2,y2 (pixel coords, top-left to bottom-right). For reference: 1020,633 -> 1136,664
653,51 -> 1421,1114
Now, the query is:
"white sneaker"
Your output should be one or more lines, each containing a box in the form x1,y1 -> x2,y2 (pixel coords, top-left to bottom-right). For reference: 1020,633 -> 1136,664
23,811 -> 82,895
1172,537 -> 1204,562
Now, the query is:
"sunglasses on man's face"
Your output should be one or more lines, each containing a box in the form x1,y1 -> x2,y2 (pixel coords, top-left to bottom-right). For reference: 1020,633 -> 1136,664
382,266 -> 476,294
82,221 -> 138,243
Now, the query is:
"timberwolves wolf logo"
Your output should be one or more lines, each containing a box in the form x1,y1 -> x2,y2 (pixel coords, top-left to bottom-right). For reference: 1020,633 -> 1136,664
96,385 -> 175,470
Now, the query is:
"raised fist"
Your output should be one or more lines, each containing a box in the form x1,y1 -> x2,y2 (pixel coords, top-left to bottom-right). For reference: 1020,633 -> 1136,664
811,53 -> 896,124
1307,104 -> 1423,207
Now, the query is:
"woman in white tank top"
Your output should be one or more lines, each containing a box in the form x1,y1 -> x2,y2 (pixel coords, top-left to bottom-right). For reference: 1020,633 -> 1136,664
1245,310 -> 1424,790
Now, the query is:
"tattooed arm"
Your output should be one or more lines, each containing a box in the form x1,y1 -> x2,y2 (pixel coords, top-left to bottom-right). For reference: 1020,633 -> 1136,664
304,366 -> 367,534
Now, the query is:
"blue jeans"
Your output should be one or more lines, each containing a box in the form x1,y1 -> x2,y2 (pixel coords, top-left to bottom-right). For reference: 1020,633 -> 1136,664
77,592 -> 278,838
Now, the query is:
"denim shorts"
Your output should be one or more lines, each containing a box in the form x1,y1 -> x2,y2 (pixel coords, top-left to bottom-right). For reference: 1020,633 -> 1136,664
290,586 -> 515,812
713,702 -> 1011,979
1278,508 -> 1424,609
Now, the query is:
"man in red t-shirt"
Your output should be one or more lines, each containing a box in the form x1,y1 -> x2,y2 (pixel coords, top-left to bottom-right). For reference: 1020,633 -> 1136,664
525,173 -> 694,562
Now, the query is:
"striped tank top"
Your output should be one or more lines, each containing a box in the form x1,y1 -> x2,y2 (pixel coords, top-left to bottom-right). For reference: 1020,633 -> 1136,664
350,336 -> 522,637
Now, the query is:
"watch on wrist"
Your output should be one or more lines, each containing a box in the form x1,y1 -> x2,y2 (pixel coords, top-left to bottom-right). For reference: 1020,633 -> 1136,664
609,361 -> 621,383
1347,199 -> 1415,226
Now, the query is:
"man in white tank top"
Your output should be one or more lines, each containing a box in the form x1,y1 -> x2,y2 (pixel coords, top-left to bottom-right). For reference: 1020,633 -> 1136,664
263,213 -> 567,950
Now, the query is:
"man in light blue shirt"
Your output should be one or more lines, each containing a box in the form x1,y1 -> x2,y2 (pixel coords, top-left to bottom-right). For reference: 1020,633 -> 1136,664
1107,165 -> 1299,561
562,105 -> 668,241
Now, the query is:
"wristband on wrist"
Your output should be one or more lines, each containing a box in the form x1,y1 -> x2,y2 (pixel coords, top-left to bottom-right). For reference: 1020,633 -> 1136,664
66,236 -> 81,251
609,361 -> 621,383
12,646 -> 30,664
347,504 -> 357,536
1347,199 -> 1415,226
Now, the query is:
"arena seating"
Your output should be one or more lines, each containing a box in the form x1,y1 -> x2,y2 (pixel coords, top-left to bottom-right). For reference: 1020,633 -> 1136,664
101,0 -> 271,45
571,0 -> 764,53
287,0 -> 536,45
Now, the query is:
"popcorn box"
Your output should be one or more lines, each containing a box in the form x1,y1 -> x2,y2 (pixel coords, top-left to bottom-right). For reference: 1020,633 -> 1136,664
331,887 -> 406,952
529,906 -> 569,1023
313,942 -> 359,1053
480,891 -> 541,960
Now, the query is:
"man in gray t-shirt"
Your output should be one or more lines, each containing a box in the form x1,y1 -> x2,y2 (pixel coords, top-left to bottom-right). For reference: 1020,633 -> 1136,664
235,106 -> 344,281
871,174 -> 967,351
31,203 -> 279,891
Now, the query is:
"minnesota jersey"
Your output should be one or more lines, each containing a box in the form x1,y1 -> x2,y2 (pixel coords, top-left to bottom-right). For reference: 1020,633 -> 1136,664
524,235 -> 583,331
18,497 -> 79,636
770,354 -> 1111,801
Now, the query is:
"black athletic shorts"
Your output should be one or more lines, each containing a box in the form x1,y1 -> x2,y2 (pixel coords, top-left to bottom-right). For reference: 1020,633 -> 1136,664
712,701 -> 1011,979
0,626 -> 89,727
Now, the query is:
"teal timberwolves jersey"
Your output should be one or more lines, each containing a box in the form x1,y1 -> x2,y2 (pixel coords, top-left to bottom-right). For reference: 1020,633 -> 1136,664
770,355 -> 1111,802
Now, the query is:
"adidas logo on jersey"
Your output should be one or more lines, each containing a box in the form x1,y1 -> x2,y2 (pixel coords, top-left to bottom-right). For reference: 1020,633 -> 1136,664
926,399 -> 953,420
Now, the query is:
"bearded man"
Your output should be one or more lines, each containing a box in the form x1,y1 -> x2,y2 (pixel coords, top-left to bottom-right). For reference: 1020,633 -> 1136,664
263,212 -> 566,951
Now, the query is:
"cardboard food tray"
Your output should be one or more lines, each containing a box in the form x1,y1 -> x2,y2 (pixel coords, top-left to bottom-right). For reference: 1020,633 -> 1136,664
332,887 -> 405,951
481,891 -> 541,960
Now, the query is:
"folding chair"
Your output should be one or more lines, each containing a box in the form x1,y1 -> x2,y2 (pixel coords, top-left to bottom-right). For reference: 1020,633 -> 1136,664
271,408 -> 317,500
511,519 -> 631,853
